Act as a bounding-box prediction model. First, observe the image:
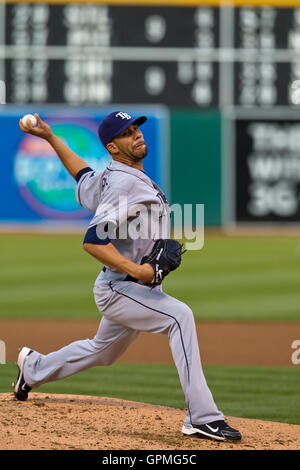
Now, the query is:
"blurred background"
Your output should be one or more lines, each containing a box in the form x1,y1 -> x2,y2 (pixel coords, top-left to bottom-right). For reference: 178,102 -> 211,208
0,0 -> 300,426
2,0 -> 300,227
0,0 -> 300,227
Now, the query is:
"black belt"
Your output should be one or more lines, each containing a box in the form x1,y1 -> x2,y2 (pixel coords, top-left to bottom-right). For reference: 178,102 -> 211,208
102,266 -> 138,283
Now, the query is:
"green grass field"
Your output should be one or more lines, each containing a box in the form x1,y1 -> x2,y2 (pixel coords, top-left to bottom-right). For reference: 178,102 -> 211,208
1,362 -> 299,425
0,233 -> 299,321
1,234 -> 299,426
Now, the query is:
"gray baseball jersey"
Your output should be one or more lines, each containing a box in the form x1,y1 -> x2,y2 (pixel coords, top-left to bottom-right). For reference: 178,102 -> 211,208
76,159 -> 170,283
23,158 -> 224,427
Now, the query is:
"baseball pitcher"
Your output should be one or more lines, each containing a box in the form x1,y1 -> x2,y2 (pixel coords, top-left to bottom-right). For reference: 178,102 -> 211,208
13,111 -> 242,442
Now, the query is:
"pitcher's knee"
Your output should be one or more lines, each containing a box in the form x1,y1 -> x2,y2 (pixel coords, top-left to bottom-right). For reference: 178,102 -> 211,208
96,356 -> 115,366
89,338 -> 118,366
175,303 -> 194,324
86,339 -> 111,365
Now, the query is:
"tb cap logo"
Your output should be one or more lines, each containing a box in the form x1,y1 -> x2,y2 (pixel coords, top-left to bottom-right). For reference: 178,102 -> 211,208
116,112 -> 132,120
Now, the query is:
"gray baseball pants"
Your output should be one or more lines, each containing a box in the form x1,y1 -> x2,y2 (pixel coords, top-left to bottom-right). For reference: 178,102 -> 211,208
24,280 -> 224,425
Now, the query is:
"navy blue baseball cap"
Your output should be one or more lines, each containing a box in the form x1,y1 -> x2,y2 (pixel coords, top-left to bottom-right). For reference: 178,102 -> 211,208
98,111 -> 147,147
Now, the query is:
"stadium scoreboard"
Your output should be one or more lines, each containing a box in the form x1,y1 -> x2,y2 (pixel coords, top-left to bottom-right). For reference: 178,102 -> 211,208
2,3 -> 300,108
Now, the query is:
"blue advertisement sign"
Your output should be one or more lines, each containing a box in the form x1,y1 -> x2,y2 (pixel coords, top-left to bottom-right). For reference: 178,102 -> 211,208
0,106 -> 169,226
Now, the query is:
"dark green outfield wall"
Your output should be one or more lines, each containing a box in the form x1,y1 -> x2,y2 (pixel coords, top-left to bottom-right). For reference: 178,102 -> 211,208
170,110 -> 222,226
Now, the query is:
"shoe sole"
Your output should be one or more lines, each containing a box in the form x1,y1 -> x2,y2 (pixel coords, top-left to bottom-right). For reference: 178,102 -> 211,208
182,424 -> 225,441
182,424 -> 241,442
13,347 -> 32,398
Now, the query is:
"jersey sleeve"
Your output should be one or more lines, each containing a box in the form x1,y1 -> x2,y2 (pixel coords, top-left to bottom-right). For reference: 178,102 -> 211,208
75,168 -> 104,213
85,169 -> 171,243
87,183 -> 130,233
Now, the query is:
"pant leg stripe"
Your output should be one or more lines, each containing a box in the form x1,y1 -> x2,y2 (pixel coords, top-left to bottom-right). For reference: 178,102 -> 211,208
109,282 -> 192,420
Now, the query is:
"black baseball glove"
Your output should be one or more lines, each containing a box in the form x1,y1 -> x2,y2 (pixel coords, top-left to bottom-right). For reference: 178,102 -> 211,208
141,239 -> 186,287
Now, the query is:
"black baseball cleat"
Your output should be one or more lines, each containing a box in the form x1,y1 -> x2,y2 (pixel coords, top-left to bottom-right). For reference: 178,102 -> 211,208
12,347 -> 33,401
182,420 -> 242,441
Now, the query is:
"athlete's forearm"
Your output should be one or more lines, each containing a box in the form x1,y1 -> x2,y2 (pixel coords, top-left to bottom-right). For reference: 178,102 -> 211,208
19,114 -> 89,180
83,242 -> 154,284
46,134 -> 89,179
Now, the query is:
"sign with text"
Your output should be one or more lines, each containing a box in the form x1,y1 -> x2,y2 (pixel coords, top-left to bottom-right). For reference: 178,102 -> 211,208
0,105 -> 169,226
234,117 -> 300,223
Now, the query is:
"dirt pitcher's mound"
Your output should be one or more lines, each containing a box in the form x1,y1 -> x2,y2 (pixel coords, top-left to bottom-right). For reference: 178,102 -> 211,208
0,393 -> 299,450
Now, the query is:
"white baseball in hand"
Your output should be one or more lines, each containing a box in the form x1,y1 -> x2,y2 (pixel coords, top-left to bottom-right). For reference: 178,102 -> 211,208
21,114 -> 37,129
